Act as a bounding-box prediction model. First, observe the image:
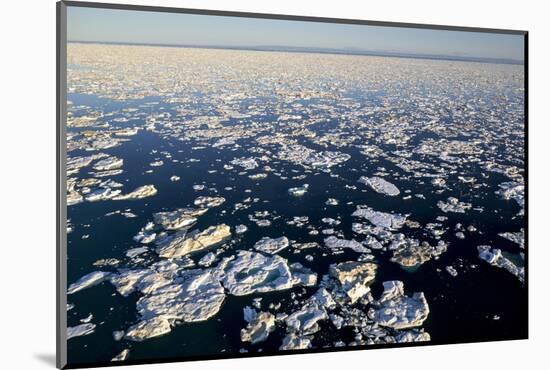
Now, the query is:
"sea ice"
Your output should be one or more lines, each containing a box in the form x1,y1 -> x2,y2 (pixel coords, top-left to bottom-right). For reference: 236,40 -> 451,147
437,197 -> 472,213
279,333 -> 312,351
235,224 -> 248,234
370,281 -> 429,329
215,251 -> 312,296
288,184 -> 309,197
358,176 -> 400,196
477,245 -> 524,283
124,317 -> 172,342
285,302 -> 328,334
68,271 -> 111,294
324,236 -> 370,254
93,156 -> 123,171
113,185 -> 157,200
136,269 -> 226,323
240,308 -> 276,344
390,235 -> 448,267
498,229 -> 525,249
352,206 -> 407,229
156,224 -> 231,258
496,181 -> 525,214
153,208 -> 207,230
194,196 -> 225,208
329,261 -> 377,303
254,236 -> 290,254
230,157 -> 259,170
67,323 -> 96,339
85,188 -> 122,202
111,349 -> 130,362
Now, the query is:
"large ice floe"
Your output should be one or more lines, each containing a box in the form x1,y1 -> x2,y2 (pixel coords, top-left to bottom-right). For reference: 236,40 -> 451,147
352,206 -> 407,229
134,269 -> 225,322
276,144 -> 350,172
156,224 -> 231,258
358,176 -> 400,196
324,236 -> 370,254
369,281 -> 430,329
214,250 -> 316,296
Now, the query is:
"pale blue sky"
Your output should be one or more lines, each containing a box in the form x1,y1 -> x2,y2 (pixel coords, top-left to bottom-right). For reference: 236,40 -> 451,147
67,6 -> 524,61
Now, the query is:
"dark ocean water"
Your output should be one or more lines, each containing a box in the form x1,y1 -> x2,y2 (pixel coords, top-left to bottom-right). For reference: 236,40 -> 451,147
66,91 -> 526,366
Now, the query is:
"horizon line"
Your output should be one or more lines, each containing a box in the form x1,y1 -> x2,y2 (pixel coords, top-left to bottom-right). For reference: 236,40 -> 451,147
67,40 -> 524,66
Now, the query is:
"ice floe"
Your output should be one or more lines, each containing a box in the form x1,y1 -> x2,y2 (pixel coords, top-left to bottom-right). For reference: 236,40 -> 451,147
359,176 -> 400,196
235,224 -> 248,234
111,349 -> 130,362
67,323 -> 96,339
253,236 -> 290,254
194,196 -> 225,208
93,156 -> 123,171
352,206 -> 407,229
214,251 -> 315,296
153,208 -> 207,230
124,317 -> 172,342
329,261 -> 377,303
390,235 -> 448,267
231,157 -> 259,170
113,185 -> 157,200
369,281 -> 429,329
288,184 -> 309,197
324,236 -> 370,254
156,224 -> 231,258
478,245 -> 524,283
496,182 -> 525,215
240,308 -> 276,344
498,229 -> 525,249
68,271 -> 111,294
437,197 -> 472,213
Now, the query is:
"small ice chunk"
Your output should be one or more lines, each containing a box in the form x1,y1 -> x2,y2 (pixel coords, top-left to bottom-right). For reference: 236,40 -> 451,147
288,184 -> 309,197
111,349 -> 130,362
446,266 -> 458,277
235,224 -> 248,234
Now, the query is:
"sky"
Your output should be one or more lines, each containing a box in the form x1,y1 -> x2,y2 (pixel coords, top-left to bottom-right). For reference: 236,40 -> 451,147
67,6 -> 524,61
